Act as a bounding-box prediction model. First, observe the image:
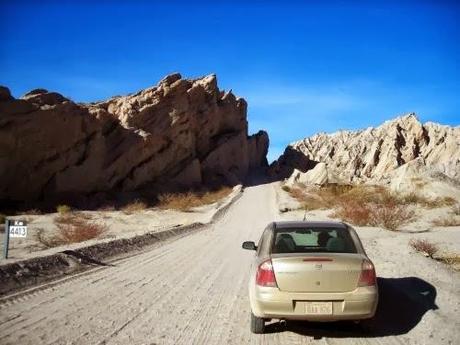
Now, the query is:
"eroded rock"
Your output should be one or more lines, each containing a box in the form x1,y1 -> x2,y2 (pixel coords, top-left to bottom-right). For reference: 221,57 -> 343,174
272,114 -> 460,185
0,74 -> 269,205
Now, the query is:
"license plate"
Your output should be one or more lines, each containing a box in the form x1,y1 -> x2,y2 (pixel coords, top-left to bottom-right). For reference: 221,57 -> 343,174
305,302 -> 333,315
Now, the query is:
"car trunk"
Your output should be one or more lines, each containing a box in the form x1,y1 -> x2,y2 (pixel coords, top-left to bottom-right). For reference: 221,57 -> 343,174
271,253 -> 364,293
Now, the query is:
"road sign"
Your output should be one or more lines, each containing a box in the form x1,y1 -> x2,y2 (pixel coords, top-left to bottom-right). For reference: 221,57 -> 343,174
3,219 -> 28,259
9,220 -> 27,238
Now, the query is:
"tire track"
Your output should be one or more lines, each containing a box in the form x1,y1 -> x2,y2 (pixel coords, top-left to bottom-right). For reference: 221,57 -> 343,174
0,183 -> 457,345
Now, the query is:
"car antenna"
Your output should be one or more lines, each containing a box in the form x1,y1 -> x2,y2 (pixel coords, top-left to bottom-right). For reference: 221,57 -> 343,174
303,210 -> 307,221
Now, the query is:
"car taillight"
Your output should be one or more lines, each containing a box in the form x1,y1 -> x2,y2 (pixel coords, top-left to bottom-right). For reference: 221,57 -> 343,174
256,259 -> 278,287
358,260 -> 376,287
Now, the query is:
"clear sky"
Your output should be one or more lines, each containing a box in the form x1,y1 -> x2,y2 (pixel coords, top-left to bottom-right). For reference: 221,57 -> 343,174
1,0 -> 459,162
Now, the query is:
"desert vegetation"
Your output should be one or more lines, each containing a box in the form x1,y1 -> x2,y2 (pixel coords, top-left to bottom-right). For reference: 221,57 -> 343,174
432,215 -> 460,227
409,238 -> 460,270
56,204 -> 71,215
36,213 -> 108,247
157,187 -> 233,211
409,238 -> 439,258
437,254 -> 460,270
284,184 -> 421,230
121,200 -> 148,214
451,203 -> 460,216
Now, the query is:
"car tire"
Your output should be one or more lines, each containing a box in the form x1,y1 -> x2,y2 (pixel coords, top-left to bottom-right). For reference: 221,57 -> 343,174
250,312 -> 265,334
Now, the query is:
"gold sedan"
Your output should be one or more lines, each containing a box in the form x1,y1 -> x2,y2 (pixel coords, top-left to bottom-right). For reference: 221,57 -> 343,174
242,221 -> 378,334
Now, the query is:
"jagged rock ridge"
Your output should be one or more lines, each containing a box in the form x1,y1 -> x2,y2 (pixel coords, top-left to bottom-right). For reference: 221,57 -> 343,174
0,73 -> 269,205
271,114 -> 460,186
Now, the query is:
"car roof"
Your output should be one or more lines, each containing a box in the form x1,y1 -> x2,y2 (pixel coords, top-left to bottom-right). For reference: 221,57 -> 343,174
273,221 -> 348,230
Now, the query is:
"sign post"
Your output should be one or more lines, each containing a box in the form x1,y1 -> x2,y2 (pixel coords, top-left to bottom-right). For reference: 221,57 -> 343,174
3,219 -> 10,260
3,219 -> 27,260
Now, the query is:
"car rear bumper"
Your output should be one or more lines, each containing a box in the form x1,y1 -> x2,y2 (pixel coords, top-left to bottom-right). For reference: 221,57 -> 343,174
250,285 -> 378,321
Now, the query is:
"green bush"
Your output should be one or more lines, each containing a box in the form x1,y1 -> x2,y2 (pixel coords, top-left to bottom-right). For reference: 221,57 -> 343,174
281,185 -> 291,192
56,204 -> 71,214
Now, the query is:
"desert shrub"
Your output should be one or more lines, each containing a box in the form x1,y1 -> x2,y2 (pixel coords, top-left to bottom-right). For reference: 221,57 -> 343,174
452,204 -> 460,216
55,213 -> 92,227
333,201 -> 414,230
121,200 -> 148,214
301,197 -> 326,211
332,201 -> 373,226
409,238 -> 438,258
286,186 -> 326,210
371,202 -> 415,231
288,187 -> 307,200
288,184 -> 416,230
55,221 -> 108,244
432,215 -> 460,227
438,254 -> 460,269
397,193 -> 432,206
36,215 -> 108,247
281,185 -> 291,192
158,187 -> 232,211
439,197 -> 457,207
0,213 -> 6,224
35,228 -> 62,248
414,196 -> 457,208
56,204 -> 71,214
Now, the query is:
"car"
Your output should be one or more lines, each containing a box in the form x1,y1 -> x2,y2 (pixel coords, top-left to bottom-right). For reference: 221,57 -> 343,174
242,221 -> 378,334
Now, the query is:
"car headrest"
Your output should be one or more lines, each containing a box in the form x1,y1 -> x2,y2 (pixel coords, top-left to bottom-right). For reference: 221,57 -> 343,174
326,237 -> 345,252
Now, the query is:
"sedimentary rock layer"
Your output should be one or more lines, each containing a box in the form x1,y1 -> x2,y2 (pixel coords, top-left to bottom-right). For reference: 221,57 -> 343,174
271,114 -> 459,184
0,74 -> 268,204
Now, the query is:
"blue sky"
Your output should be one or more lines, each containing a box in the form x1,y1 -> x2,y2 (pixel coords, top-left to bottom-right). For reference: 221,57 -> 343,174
1,0 -> 459,162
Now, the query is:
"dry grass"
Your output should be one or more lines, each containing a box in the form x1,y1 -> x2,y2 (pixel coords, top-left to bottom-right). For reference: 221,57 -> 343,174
409,238 -> 439,258
437,254 -> 460,270
56,204 -> 71,214
55,212 -> 92,226
371,202 -> 415,231
417,196 -> 456,208
432,215 -> 460,227
121,200 -> 148,214
35,228 -> 59,248
451,204 -> 460,216
286,184 -> 415,230
332,201 -> 373,226
158,187 -> 232,211
37,214 -> 108,247
332,201 -> 415,230
55,221 -> 108,244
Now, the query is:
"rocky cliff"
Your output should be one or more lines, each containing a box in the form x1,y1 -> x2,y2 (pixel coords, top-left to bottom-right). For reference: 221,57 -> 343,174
271,114 -> 460,186
0,73 -> 268,206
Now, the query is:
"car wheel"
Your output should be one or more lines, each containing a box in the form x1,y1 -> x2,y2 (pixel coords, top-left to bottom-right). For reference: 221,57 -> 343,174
250,312 -> 265,334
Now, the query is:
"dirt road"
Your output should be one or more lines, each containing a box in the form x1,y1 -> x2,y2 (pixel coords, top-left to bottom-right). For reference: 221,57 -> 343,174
0,183 -> 458,344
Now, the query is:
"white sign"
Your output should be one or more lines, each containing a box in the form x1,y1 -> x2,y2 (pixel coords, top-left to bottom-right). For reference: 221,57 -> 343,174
9,220 -> 27,238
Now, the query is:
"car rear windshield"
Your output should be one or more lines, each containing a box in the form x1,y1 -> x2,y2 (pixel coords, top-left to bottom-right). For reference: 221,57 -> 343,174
271,227 -> 357,254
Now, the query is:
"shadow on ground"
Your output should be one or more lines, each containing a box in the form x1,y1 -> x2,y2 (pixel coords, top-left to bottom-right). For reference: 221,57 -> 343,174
264,277 -> 437,338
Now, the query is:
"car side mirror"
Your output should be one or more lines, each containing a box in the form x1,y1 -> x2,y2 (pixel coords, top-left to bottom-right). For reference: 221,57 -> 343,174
242,241 -> 257,251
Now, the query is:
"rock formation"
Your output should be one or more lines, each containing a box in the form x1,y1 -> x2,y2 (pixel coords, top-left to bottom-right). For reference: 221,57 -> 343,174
0,73 -> 269,206
272,114 -> 460,190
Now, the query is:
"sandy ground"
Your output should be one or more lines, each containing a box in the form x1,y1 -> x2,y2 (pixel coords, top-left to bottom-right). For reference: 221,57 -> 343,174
0,186 -> 241,263
0,182 -> 459,344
